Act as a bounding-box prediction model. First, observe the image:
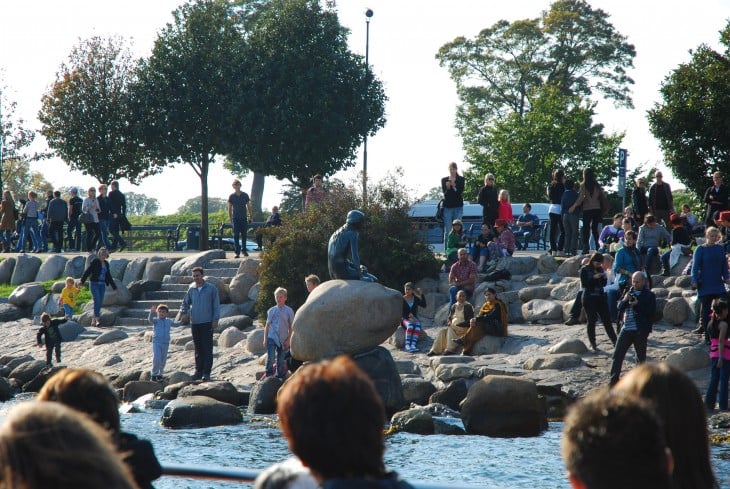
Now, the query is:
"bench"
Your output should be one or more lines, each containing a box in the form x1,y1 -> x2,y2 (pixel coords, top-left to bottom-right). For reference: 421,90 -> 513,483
126,224 -> 184,251
211,222 -> 265,250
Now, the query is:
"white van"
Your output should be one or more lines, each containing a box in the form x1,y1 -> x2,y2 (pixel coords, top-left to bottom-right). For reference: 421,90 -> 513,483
408,200 -> 551,253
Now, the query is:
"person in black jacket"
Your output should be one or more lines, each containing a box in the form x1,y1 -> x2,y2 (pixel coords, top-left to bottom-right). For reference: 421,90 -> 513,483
36,312 -> 66,366
477,172 -> 499,227
108,180 -> 127,252
38,368 -> 163,489
704,171 -> 730,227
440,162 -> 465,245
580,252 -> 618,352
80,248 -> 117,327
632,177 -> 649,227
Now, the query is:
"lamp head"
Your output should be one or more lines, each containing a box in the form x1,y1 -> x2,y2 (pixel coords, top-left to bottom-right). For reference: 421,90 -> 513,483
365,8 -> 373,18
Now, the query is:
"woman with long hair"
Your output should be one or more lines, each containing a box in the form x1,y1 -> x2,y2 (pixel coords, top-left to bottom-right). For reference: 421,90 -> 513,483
547,169 -> 565,255
570,168 -> 604,253
79,248 -> 117,327
579,252 -> 617,351
0,190 -> 15,253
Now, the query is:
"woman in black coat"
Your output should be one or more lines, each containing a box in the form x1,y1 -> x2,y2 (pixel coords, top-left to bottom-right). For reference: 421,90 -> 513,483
580,252 -> 618,352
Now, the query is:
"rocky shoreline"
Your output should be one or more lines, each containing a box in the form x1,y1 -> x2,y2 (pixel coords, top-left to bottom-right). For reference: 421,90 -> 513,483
0,250 -> 723,435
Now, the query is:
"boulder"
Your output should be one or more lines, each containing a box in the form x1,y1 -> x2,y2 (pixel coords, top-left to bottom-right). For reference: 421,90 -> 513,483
352,347 -> 405,416
518,286 -> 552,302
537,254 -> 559,274
35,255 -> 68,282
246,329 -> 266,355
523,353 -> 582,370
664,345 -> 710,371
429,379 -> 468,411
0,257 -> 16,284
433,303 -> 451,329
171,250 -> 226,276
143,258 -> 173,282
468,336 -> 505,355
3,355 -> 34,370
247,376 -> 282,414
123,380 -> 162,402
421,292 -> 449,319
8,283 -> 45,307
111,370 -> 143,388
653,297 -> 667,322
62,255 -> 87,279
401,377 -> 436,406
218,327 -> 246,348
31,293 -> 61,317
390,407 -> 434,435
461,375 -> 548,437
101,281 -> 132,306
22,366 -> 65,393
229,266 -> 259,304
508,302 -> 524,323
161,395 -> 243,428
10,254 -> 42,285
78,305 -> 123,327
122,257 -> 147,286
662,297 -> 688,325
236,256 -> 261,276
9,360 -> 47,385
434,363 -> 477,382
204,275 -> 230,304
550,279 -> 581,301
389,327 -> 427,349
178,381 -> 247,406
434,418 -> 466,435
58,321 -> 85,341
127,280 -> 162,300
105,355 -> 123,366
0,303 -> 26,322
525,275 -> 550,285
290,280 -> 402,361
505,256 -> 537,275
93,329 -> 129,345
248,282 -> 261,302
556,255 -> 587,277
109,258 -> 129,281
219,303 -> 244,319
548,338 -> 588,355
414,277 -> 439,294
522,299 -> 563,322
218,315 -> 253,331
0,377 -> 13,402
675,275 -> 692,289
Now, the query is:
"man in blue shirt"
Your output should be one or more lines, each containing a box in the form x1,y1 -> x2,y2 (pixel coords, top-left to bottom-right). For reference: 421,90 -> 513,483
514,203 -> 540,250
180,266 -> 220,381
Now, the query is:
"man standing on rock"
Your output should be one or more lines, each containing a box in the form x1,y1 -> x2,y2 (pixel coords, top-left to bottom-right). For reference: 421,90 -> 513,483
609,271 -> 656,386
180,266 -> 220,381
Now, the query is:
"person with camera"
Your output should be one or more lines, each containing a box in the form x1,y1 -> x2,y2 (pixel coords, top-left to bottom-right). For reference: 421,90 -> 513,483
597,213 -> 624,253
610,271 -> 656,385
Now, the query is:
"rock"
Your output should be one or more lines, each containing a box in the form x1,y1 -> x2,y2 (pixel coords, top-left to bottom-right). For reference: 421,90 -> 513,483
102,282 -> 132,306
171,250 -> 226,276
429,379 -> 468,411
548,338 -> 588,354
35,255 -> 68,282
389,327 -> 427,349
178,381 -> 247,406
168,372 -> 194,384
0,257 -> 16,284
9,283 -> 45,308
218,315 -> 253,331
662,297 -> 688,325
433,303 -> 451,329
22,366 -> 65,393
123,380 -> 161,402
352,347 -> 405,416
505,256 -> 536,275
218,327 -> 246,347
670,255 -> 691,276
236,257 -> 261,276
10,254 -> 42,285
434,363 -> 477,382
31,293 -> 62,318
0,303 -> 26,322
434,418 -> 466,435
109,258 -> 129,281
247,376 -> 282,414
518,286 -> 552,302
421,292 -> 449,319
550,279 -> 581,301
122,257 -> 148,286
105,355 -> 123,366
204,275 -> 230,304
143,259 -> 173,282
556,255 -> 586,277
161,395 -> 243,428
62,255 -> 87,279
290,280 -> 402,361
664,345 -> 710,371
401,377 -> 436,406
111,370 -> 143,388
523,353 -> 582,370
522,299 -> 563,322
229,273 -> 258,305
78,305 -> 124,327
93,329 -> 129,345
0,377 -> 13,402
390,407 -> 434,434
508,302 -> 524,323
9,360 -> 47,385
58,321 -> 85,341
525,275 -> 550,285
238,300 -> 256,317
248,282 -> 261,302
537,254 -> 559,274
3,355 -> 34,370
246,329 -> 266,355
675,275 -> 692,288
461,375 -> 547,437
127,280 -> 162,300
653,297 -> 666,322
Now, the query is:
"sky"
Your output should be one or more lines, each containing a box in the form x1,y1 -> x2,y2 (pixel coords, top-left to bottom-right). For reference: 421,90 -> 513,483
1,0 -> 729,214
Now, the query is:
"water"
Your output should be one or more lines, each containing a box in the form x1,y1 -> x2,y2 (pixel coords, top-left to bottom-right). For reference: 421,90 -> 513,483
116,409 -> 730,489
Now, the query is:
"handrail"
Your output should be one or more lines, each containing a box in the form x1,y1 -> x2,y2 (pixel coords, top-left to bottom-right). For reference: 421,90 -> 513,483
161,463 -> 477,488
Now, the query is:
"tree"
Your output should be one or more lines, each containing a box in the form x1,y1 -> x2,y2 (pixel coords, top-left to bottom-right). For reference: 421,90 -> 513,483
38,36 -> 151,184
224,0 -> 386,197
436,0 -> 634,196
647,23 -> 730,200
2,158 -> 53,198
125,192 -> 160,216
132,0 -> 245,249
0,85 -> 40,195
177,196 -> 227,214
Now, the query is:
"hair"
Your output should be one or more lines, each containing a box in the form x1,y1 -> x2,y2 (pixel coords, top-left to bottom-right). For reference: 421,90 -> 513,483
28,191 -> 37,199
274,287 -> 288,298
97,247 -> 109,259
455,289 -> 467,299
705,226 -> 720,243
582,167 -> 597,194
65,277 -> 75,285
682,203 -> 691,211
98,184 -> 107,191
614,363 -> 718,489
156,304 -> 169,313
624,205 -> 633,214
669,214 -> 683,226
304,274 -> 320,287
110,181 -> 119,189
40,313 -> 51,323
564,178 -> 574,190
54,190 -> 61,198
602,253 -> 614,264
0,401 -> 137,489
588,252 -> 604,265
403,282 -> 415,290
88,187 -> 96,193
552,169 -> 565,183
624,230 -> 637,240
448,161 -> 458,170
192,266 -> 204,275
232,179 -> 242,186
484,287 -> 497,296
484,173 -> 495,184
708,299 -> 729,340
2,190 -> 13,203
277,356 -> 386,480
644,214 -> 657,225
37,368 -> 121,434
313,174 -> 322,181
613,213 -> 623,221
498,189 -> 510,202
523,203 -> 532,210
562,389 -> 671,489
450,221 -> 463,233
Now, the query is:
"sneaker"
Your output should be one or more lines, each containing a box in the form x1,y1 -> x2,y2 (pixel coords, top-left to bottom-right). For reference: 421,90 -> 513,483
564,317 -> 580,326
242,249 -> 249,257
404,345 -> 413,352
234,254 -> 240,259
410,347 -> 420,353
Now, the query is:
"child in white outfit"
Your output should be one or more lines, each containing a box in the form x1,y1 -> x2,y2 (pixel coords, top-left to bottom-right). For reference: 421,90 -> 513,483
149,304 -> 179,382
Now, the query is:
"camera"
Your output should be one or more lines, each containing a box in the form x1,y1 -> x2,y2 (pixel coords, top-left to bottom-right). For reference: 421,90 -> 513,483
627,292 -> 637,302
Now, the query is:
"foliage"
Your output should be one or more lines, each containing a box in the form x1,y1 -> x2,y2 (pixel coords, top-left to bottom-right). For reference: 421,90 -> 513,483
672,189 -> 703,216
177,196 -> 228,214
125,192 -> 160,216
256,175 -> 440,317
224,0 -> 387,191
647,22 -> 730,201
132,0 -> 246,249
38,36 -> 151,184
418,187 -> 443,202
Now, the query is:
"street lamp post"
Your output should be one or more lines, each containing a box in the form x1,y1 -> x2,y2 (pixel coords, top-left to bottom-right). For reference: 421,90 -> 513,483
363,8 -> 373,206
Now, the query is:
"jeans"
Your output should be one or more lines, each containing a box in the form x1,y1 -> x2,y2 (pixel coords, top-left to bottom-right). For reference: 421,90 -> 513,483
549,213 -> 564,252
610,328 -> 648,385
85,222 -> 99,252
563,213 -> 579,255
191,322 -> 213,379
98,219 -> 111,249
265,338 -> 286,378
109,216 -> 126,249
640,246 -> 659,271
442,206 -> 463,245
606,288 -> 620,323
90,281 -> 107,318
152,341 -> 170,377
40,220 -> 49,251
449,285 -> 473,305
706,357 -> 730,410
49,221 -> 64,251
67,217 -> 81,251
581,208 -> 602,253
232,217 -> 248,255
2,230 -> 12,250
63,304 -> 74,317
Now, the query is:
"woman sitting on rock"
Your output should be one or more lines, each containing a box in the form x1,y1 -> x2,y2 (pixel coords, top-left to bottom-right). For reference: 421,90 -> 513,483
428,289 -> 474,356
445,219 -> 466,267
454,287 -> 508,355
401,282 -> 426,353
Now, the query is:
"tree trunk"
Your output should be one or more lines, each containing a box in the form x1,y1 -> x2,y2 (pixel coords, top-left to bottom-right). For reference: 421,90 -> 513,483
200,154 -> 209,251
250,171 -> 265,220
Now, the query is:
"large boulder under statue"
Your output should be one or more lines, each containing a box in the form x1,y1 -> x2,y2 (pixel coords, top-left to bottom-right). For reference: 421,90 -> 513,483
290,280 -> 402,362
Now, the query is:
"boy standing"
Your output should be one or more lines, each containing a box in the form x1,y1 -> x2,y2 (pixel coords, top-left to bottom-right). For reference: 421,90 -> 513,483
58,277 -> 80,320
37,312 -> 66,366
263,287 -> 295,380
149,304 -> 176,382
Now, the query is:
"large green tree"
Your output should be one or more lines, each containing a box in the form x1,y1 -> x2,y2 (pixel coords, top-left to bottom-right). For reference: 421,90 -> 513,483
132,0 -> 245,249
177,196 -> 228,214
647,23 -> 730,199
38,36 -> 150,183
224,0 -> 386,198
437,0 -> 634,200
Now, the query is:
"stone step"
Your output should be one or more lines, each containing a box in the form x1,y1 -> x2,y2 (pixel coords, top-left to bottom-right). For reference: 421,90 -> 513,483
114,317 -> 154,328
158,283 -> 191,292
144,290 -> 187,301
162,275 -> 194,285
122,308 -> 181,319
206,259 -> 242,270
129,299 -> 182,310
204,268 -> 237,278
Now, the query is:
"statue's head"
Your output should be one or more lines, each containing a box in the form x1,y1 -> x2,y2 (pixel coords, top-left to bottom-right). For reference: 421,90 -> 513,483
346,210 -> 365,227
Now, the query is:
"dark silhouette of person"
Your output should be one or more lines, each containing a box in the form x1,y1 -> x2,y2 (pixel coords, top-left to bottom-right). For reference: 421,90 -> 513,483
327,210 -> 376,282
